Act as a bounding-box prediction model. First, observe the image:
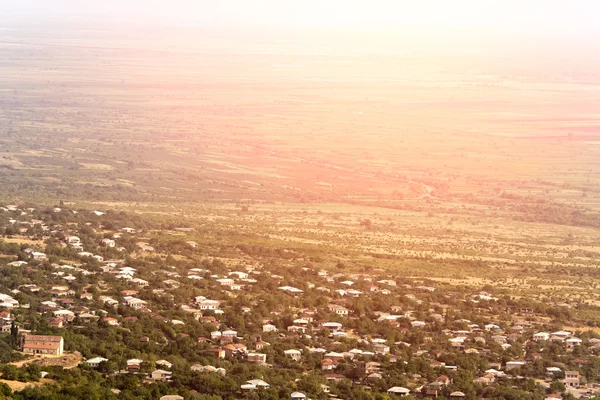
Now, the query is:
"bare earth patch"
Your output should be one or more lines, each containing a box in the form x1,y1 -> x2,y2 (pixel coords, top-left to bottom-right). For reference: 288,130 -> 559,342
0,378 -> 54,392
10,352 -> 82,369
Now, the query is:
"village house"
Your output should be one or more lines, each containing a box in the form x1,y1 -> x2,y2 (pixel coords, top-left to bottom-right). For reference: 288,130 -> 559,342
98,296 -> 118,306
411,320 -> 426,328
150,369 -> 172,381
207,348 -> 225,359
322,322 -> 343,332
138,244 -> 155,252
52,286 -> 75,297
126,358 -> 143,371
123,296 -> 147,309
31,252 -> 47,261
131,278 -> 149,287
119,266 -> 136,275
221,282 -> 242,291
563,371 -> 580,388
241,379 -> 270,391
0,293 -> 19,308
328,304 -> 349,316
533,332 -> 550,342
563,378 -> 580,389
223,343 -> 247,359
65,236 -> 81,245
546,367 -> 562,378
0,312 -> 12,333
229,271 -> 248,279
86,357 -> 108,368
59,298 -> 74,308
551,331 -> 572,340
365,361 -> 382,374
101,238 -> 116,247
191,364 -> 226,375
246,379 -> 270,389
22,334 -> 64,356
79,313 -> 99,323
491,335 -> 508,345
373,343 -> 391,355
288,325 -> 307,334
321,358 -> 335,370
387,386 -> 410,396
255,340 -> 270,351
162,279 -> 180,288
284,349 -> 302,361
53,309 -> 75,321
156,360 -> 173,369
247,353 -> 267,364
566,337 -> 583,349
346,289 -> 363,297
103,317 -> 119,326
159,396 -> 183,400
196,298 -> 220,310
240,383 -> 258,392
298,310 -> 315,322
278,286 -> 304,295
505,361 -> 526,371
324,352 -> 345,363
221,330 -> 237,343
9,261 -> 29,268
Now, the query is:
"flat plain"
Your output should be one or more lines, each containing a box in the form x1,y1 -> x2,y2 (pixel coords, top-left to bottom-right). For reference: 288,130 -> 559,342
1,25 -> 599,295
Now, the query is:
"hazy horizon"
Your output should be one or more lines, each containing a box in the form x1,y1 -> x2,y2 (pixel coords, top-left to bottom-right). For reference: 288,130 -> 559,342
1,1 -> 599,81
1,0 -> 600,39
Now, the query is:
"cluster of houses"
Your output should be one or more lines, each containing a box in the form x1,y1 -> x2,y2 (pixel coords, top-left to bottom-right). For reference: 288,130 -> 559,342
2,204 -> 600,400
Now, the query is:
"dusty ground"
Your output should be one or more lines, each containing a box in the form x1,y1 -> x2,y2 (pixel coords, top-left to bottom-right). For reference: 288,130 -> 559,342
10,352 -> 82,370
0,378 -> 54,391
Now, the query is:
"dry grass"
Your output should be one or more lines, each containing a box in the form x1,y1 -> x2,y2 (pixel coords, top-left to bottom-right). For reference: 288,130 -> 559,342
10,352 -> 82,369
2,237 -> 44,246
564,326 -> 600,335
0,378 -> 54,391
